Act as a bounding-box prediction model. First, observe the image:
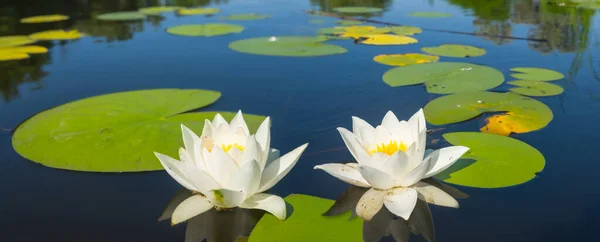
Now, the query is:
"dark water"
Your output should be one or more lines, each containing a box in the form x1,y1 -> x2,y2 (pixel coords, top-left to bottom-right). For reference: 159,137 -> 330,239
1,0 -> 599,241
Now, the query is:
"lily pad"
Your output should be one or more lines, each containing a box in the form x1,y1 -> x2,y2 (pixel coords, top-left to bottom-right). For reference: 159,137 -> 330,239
421,44 -> 486,58
177,8 -> 220,15
0,45 -> 48,61
12,89 -> 266,172
248,194 -> 363,242
332,7 -> 383,14
373,53 -> 438,66
382,62 -> 504,94
20,14 -> 69,23
338,26 -> 391,38
508,80 -> 564,97
337,20 -> 362,26
423,91 -> 553,136
221,13 -> 270,21
409,12 -> 452,18
229,36 -> 347,57
436,132 -> 545,188
390,26 -> 422,35
166,24 -> 244,37
29,30 -> 84,40
510,67 -> 564,81
358,34 -> 417,45
138,6 -> 182,15
0,36 -> 36,48
97,11 -> 147,21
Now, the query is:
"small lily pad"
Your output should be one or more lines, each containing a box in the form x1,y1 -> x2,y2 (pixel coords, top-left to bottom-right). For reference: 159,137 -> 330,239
229,36 -> 347,57
383,62 -> 504,94
337,20 -> 362,26
29,30 -> 84,40
166,24 -> 244,37
20,14 -> 69,23
508,80 -> 564,97
177,8 -> 220,15
423,91 -> 553,136
373,53 -> 438,66
0,45 -> 48,61
409,12 -> 451,18
390,26 -> 422,35
222,13 -> 269,21
97,11 -> 147,21
139,6 -> 182,15
358,34 -> 417,45
248,194 -> 363,242
436,132 -> 545,188
510,67 -> 564,81
421,44 -> 486,58
332,7 -> 383,14
0,36 -> 36,48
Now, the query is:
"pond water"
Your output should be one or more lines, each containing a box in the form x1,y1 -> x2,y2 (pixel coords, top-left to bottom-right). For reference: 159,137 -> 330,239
1,0 -> 599,241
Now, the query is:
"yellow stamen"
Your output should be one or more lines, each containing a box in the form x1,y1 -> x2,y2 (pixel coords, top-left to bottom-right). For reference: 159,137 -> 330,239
220,143 -> 245,152
368,140 -> 407,156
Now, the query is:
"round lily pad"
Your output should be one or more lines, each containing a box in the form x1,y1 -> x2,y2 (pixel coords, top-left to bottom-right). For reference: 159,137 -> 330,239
509,80 -> 564,97
337,20 -> 362,26
248,194 -> 363,242
338,25 -> 391,38
138,6 -> 182,15
177,8 -> 220,15
373,53 -> 438,66
12,89 -> 266,172
409,12 -> 451,18
20,14 -> 69,23
0,45 -> 48,61
359,34 -> 417,45
423,91 -> 553,136
166,24 -> 244,37
435,132 -> 545,188
421,44 -> 486,58
390,26 -> 422,35
332,7 -> 383,14
510,67 -> 564,81
29,30 -> 84,40
382,62 -> 504,94
229,36 -> 347,57
0,36 -> 36,48
97,11 -> 147,21
221,13 -> 269,20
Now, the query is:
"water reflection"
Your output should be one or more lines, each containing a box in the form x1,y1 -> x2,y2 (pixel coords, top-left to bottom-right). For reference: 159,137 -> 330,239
0,54 -> 50,102
310,0 -> 393,17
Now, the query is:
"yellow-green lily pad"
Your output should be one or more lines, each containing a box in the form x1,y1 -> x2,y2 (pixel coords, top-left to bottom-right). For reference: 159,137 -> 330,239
166,24 -> 244,37
509,80 -> 564,97
358,34 -> 417,45
97,11 -> 147,21
383,62 -> 504,94
332,7 -> 383,13
390,26 -> 422,35
510,67 -> 565,81
221,13 -> 270,21
436,132 -> 545,188
29,30 -> 84,40
373,53 -> 438,66
421,44 -> 486,58
409,12 -> 451,18
0,36 -> 36,48
423,91 -> 553,136
0,45 -> 48,61
20,14 -> 69,23
12,89 -> 266,172
337,20 -> 362,26
177,8 -> 220,15
229,36 -> 347,57
138,6 -> 182,15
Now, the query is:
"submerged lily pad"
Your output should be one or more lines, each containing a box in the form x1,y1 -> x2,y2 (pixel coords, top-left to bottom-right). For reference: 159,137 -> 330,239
248,194 -> 363,242
421,44 -> 486,58
337,20 -> 362,26
177,8 -> 220,15
29,30 -> 84,40
332,7 -> 383,14
229,36 -> 347,57
383,62 -> 504,94
166,24 -> 244,37
409,12 -> 452,18
373,53 -> 438,66
390,26 -> 422,35
12,89 -> 266,172
436,132 -> 545,188
509,80 -> 564,97
97,11 -> 147,21
138,6 -> 182,15
510,67 -> 564,81
221,13 -> 269,20
0,36 -> 36,48
423,91 -> 553,136
20,14 -> 69,23
359,34 -> 417,45
0,45 -> 48,61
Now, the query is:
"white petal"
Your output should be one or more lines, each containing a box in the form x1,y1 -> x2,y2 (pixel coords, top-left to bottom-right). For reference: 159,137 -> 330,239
383,187 -> 418,220
423,146 -> 470,178
389,121 -> 414,145
178,149 -> 221,193
203,147 -> 239,186
398,154 -> 434,187
382,151 -> 411,183
240,193 -> 287,220
414,182 -> 459,208
355,188 -> 385,221
154,152 -> 197,191
408,130 -> 427,168
337,127 -> 371,165
381,111 -> 400,131
374,126 -> 392,145
228,147 -> 245,166
229,110 -> 250,136
314,163 -> 370,188
241,135 -> 260,167
180,124 -> 200,162
200,119 -> 213,138
206,189 -> 246,208
171,194 -> 213,225
265,148 -> 280,166
408,108 -> 426,133
358,165 -> 395,190
352,116 -> 374,140
255,117 -> 271,152
257,143 -> 308,193
227,160 -> 260,195
212,113 -> 228,128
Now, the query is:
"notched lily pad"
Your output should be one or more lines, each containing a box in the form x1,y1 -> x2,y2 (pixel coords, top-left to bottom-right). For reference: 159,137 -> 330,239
221,13 -> 270,20
229,36 -> 347,57
20,14 -> 69,23
177,8 -> 220,15
332,7 -> 383,14
97,11 -> 147,21
358,34 -> 417,45
409,12 -> 451,18
29,30 -> 84,40
421,44 -> 486,58
510,67 -> 564,81
508,80 -> 564,97
390,26 -> 422,35
373,53 -> 438,66
166,24 -> 244,37
0,36 -> 36,48
436,132 -> 545,188
337,26 -> 391,38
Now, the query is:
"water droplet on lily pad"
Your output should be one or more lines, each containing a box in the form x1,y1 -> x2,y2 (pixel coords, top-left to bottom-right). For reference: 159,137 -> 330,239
358,34 -> 418,45
229,36 -> 347,57
221,13 -> 270,21
97,11 -> 147,21
20,14 -> 69,23
373,53 -> 438,66
332,7 -> 383,14
508,80 -> 564,97
435,132 -> 545,188
177,8 -> 220,15
138,6 -> 182,15
29,30 -> 84,40
409,12 -> 452,18
0,36 -> 36,48
390,26 -> 422,35
421,44 -> 486,58
383,62 -> 504,94
0,45 -> 48,61
166,24 -> 244,37
510,67 -> 564,81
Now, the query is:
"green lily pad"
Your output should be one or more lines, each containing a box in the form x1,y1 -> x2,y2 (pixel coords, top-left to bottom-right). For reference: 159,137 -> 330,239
409,12 -> 452,18
337,20 -> 363,26
423,91 -> 553,136
221,13 -> 270,21
390,26 -> 422,35
510,67 -> 565,81
138,6 -> 182,15
12,89 -> 266,172
177,8 -> 220,15
0,36 -> 36,48
382,62 -> 504,94
373,53 -> 438,66
509,80 -> 564,97
421,44 -> 486,58
97,11 -> 147,21
248,194 -> 363,242
229,36 -> 347,57
436,132 -> 545,188
332,7 -> 383,14
166,24 -> 244,37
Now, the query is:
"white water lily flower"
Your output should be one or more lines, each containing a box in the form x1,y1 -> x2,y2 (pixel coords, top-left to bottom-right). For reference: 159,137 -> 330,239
154,111 -> 308,225
314,109 -> 469,221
